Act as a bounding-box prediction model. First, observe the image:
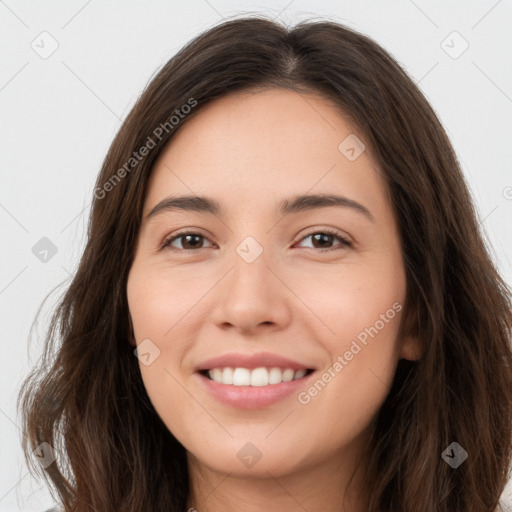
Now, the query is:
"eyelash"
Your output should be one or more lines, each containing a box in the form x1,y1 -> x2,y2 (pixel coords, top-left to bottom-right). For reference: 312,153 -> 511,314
160,229 -> 352,252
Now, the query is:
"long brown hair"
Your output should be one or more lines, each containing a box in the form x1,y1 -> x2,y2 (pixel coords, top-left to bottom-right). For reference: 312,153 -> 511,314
18,15 -> 512,512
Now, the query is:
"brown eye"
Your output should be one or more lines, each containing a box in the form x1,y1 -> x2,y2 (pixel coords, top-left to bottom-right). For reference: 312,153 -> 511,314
162,232 -> 213,251
296,230 -> 352,251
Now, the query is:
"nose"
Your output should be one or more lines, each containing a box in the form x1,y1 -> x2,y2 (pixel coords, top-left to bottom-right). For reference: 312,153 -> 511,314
211,248 -> 292,335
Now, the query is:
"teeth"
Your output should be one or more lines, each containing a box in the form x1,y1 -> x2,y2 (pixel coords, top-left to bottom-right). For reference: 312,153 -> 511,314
269,367 -> 282,384
233,368 -> 250,386
207,367 -> 309,386
250,367 -> 268,386
293,369 -> 307,380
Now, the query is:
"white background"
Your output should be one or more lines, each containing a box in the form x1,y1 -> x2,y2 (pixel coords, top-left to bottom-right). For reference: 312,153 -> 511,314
1,1 -> 511,510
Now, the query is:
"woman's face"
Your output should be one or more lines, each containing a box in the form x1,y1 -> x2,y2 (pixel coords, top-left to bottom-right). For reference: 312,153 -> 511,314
127,88 -> 418,478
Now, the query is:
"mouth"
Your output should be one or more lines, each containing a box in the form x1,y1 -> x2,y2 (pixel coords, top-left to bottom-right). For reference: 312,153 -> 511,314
199,367 -> 315,386
196,366 -> 316,409
194,352 -> 317,408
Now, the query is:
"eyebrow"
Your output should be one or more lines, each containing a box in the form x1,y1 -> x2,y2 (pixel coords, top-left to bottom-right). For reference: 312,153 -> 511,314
146,193 -> 375,223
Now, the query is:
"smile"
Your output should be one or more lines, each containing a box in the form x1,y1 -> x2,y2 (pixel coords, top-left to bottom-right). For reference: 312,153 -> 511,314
196,368 -> 316,409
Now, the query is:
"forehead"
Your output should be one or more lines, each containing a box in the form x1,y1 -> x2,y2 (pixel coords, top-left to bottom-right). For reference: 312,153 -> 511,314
144,89 -> 390,220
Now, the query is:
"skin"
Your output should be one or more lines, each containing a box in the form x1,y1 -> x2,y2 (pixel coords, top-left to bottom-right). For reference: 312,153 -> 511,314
126,88 -> 421,512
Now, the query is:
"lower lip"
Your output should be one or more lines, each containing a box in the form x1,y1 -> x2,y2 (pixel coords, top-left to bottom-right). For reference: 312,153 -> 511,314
196,371 -> 315,409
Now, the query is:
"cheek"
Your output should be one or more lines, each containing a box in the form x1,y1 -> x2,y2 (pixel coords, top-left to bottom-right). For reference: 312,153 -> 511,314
290,256 -> 405,349
127,267 -> 198,437
127,262 -> 210,342
290,260 -> 404,415
126,263 -> 212,419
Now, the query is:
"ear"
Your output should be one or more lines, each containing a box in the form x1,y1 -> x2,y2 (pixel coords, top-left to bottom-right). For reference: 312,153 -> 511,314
400,335 -> 422,361
398,300 -> 423,361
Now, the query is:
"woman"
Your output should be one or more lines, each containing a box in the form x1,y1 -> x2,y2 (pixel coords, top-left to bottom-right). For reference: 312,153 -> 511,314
20,15 -> 512,512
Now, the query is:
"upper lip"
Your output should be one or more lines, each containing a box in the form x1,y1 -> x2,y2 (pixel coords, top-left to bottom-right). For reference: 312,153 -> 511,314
196,351 -> 314,372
